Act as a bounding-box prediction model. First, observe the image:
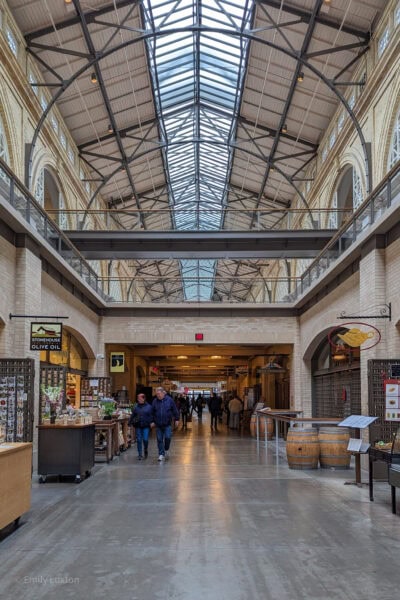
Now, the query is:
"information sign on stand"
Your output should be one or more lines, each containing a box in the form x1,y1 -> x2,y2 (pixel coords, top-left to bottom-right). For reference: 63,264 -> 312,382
338,415 -> 378,487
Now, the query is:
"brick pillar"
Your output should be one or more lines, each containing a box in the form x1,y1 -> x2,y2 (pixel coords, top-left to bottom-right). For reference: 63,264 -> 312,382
359,248 -> 387,419
14,247 -> 42,469
88,315 -> 106,377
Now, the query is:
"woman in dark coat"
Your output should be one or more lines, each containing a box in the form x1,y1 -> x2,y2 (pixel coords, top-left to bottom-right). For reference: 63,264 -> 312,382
129,393 -> 153,459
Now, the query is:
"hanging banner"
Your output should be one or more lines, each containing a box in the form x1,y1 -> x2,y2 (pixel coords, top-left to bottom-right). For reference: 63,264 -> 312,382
110,352 -> 125,373
30,322 -> 62,351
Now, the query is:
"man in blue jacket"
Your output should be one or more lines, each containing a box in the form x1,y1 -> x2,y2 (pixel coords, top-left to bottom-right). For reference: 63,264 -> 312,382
151,387 -> 179,461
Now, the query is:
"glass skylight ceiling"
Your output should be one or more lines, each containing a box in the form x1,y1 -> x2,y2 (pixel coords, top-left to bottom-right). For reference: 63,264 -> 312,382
143,0 -> 253,300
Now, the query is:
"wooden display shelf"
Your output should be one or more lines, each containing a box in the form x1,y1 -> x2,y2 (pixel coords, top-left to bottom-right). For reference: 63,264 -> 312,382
0,442 -> 32,530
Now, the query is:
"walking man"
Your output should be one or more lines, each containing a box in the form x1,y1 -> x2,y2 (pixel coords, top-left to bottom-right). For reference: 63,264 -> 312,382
151,387 -> 179,461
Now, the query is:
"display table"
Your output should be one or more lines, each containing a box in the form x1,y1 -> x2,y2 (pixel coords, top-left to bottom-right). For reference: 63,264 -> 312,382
38,424 -> 95,483
93,421 -> 115,463
369,446 -> 400,501
0,442 -> 32,530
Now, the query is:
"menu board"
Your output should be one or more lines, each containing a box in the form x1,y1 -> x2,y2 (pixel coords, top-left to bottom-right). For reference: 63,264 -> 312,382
384,379 -> 400,421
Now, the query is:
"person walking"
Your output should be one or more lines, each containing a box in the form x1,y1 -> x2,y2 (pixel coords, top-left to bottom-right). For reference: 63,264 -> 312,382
209,392 -> 222,431
129,393 -> 152,460
228,395 -> 243,430
151,387 -> 179,461
195,393 -> 204,421
180,394 -> 190,430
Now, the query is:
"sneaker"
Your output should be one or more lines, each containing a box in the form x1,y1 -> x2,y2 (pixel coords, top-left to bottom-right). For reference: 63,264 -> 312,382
158,454 -> 165,461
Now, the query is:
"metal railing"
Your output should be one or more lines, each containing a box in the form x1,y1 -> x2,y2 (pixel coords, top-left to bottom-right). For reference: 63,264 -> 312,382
292,161 -> 400,301
0,160 -> 107,301
99,276 -> 301,303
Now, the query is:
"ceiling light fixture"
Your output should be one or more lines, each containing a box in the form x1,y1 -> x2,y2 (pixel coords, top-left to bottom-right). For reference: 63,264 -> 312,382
281,124 -> 288,134
210,355 -> 222,359
90,72 -> 98,84
107,123 -> 113,133
65,0 -> 73,4
177,355 -> 188,359
297,72 -> 304,82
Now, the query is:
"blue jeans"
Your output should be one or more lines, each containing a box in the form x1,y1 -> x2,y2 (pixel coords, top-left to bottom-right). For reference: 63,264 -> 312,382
136,427 -> 150,456
156,425 -> 172,456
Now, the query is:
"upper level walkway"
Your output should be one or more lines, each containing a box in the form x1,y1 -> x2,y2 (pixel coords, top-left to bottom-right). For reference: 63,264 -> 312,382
0,411 -> 399,600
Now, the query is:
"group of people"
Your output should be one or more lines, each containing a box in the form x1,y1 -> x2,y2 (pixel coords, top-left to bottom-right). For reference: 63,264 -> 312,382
129,388 -> 246,461
128,387 -> 179,461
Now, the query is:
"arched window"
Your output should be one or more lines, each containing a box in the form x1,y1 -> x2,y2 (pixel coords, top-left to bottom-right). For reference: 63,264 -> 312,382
0,117 -> 10,180
388,109 -> 400,170
352,169 -> 363,209
34,168 -> 45,206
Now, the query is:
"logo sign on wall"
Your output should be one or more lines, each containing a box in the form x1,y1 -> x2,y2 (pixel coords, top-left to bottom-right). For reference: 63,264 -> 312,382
110,352 -> 125,373
30,322 -> 62,351
328,322 -> 381,352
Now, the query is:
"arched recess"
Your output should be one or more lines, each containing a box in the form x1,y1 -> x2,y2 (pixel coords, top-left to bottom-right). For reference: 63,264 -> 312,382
305,326 -> 361,419
33,164 -> 69,229
63,325 -> 96,361
0,86 -> 18,175
377,75 -> 400,178
326,163 -> 365,229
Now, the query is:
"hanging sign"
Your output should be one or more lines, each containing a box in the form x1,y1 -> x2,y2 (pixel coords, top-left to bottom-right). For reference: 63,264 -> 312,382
110,352 -> 125,373
328,322 -> 381,353
30,322 -> 62,351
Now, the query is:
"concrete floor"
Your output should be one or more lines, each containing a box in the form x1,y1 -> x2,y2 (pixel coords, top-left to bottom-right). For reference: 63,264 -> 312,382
1,414 -> 400,600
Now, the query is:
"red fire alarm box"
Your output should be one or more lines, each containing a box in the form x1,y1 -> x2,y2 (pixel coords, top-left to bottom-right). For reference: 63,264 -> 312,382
195,333 -> 204,341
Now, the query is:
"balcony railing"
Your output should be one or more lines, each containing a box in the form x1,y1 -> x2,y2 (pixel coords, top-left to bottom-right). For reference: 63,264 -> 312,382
291,161 -> 400,301
0,159 -> 106,301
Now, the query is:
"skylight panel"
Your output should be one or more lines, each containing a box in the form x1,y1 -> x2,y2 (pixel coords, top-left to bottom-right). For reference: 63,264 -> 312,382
144,0 -> 253,299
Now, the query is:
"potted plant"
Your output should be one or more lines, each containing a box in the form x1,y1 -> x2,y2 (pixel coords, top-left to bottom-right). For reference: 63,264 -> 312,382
100,400 -> 116,420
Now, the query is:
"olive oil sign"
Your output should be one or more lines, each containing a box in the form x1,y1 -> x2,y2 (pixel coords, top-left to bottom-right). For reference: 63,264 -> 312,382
30,322 -> 62,351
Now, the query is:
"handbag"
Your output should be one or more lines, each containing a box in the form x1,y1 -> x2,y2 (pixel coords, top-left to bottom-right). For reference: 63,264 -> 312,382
129,414 -> 140,427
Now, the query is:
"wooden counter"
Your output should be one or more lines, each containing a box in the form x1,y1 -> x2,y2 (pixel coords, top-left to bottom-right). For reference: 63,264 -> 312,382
0,442 -> 32,530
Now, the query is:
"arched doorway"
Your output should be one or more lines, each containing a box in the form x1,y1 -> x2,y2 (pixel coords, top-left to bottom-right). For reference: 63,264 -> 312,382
311,329 -> 361,419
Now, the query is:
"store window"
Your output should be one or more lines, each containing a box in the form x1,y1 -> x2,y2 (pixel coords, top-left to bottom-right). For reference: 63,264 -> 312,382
388,109 -> 400,170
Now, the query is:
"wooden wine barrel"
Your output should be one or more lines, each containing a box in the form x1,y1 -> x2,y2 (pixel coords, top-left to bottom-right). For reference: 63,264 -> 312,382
286,428 -> 320,469
249,413 -> 273,439
318,427 -> 350,469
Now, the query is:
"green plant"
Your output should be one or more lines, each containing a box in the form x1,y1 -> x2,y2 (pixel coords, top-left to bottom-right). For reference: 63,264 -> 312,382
100,400 -> 116,416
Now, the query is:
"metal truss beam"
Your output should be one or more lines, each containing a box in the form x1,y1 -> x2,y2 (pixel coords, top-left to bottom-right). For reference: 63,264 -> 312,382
25,19 -> 372,221
63,229 -> 336,260
25,0 -> 138,42
255,0 -> 370,40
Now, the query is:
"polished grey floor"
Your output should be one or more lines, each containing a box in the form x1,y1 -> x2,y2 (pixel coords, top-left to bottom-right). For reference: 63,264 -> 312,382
1,414 -> 400,600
